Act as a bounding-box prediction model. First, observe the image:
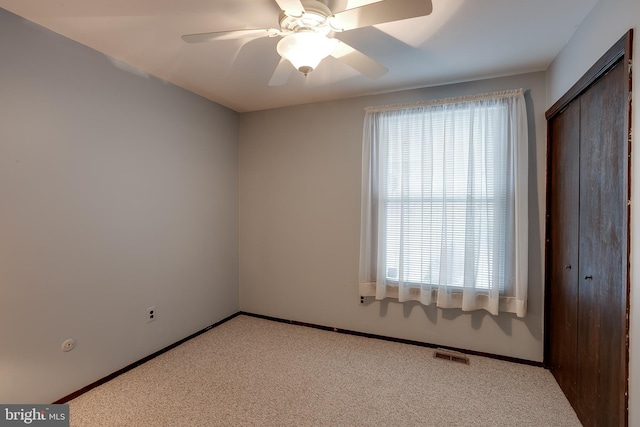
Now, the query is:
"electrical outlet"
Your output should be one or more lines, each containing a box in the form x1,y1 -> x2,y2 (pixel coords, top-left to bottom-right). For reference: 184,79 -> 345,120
359,296 -> 366,305
147,306 -> 156,323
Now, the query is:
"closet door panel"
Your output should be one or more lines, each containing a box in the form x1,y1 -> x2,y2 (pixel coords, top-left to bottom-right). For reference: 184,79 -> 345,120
577,60 -> 626,425
547,100 -> 580,400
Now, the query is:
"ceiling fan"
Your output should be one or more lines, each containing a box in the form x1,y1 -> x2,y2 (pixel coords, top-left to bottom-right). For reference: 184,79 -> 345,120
181,0 -> 433,85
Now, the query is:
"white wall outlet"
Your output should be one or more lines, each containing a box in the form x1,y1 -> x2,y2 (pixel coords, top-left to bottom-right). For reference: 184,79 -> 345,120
61,338 -> 76,352
147,306 -> 156,323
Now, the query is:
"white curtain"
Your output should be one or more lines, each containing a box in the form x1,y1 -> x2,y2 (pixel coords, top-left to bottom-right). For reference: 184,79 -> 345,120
359,90 -> 528,317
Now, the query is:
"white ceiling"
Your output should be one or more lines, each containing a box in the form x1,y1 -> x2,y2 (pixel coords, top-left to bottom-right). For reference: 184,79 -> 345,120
0,0 -> 597,112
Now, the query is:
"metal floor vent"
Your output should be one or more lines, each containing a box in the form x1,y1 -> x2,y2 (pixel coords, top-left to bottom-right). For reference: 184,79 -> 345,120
433,348 -> 470,365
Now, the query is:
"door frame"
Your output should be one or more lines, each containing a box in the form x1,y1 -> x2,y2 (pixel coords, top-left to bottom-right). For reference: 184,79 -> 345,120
544,29 -> 633,423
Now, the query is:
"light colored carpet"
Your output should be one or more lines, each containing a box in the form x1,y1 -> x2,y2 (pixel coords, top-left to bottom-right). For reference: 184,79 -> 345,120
69,315 -> 581,426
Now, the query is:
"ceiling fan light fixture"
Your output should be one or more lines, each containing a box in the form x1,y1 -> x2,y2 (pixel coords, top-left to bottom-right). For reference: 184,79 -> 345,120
276,32 -> 337,76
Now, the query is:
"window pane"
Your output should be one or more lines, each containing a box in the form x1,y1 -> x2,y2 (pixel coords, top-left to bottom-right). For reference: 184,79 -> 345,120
382,103 -> 506,291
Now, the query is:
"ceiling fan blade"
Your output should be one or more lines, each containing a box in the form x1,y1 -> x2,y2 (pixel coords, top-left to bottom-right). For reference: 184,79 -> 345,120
328,0 -> 383,15
268,58 -> 294,86
182,29 -> 276,44
333,0 -> 433,31
331,41 -> 387,79
274,0 -> 306,17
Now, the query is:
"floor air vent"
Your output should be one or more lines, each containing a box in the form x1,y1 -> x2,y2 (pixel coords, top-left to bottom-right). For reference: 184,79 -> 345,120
433,349 -> 470,365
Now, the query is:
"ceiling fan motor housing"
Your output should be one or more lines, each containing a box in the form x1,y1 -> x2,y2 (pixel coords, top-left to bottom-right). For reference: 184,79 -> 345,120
279,0 -> 338,35
276,0 -> 342,75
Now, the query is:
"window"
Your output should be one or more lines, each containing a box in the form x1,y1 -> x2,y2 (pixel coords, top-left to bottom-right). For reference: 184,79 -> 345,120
359,90 -> 528,317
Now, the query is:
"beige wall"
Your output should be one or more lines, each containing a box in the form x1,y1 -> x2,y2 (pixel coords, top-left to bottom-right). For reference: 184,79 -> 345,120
0,8 -> 239,403
546,0 -> 640,422
239,72 -> 548,361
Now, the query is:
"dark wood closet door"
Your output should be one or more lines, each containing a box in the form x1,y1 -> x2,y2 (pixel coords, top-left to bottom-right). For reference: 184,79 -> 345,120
547,100 -> 580,399
546,30 -> 632,427
577,60 -> 627,425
